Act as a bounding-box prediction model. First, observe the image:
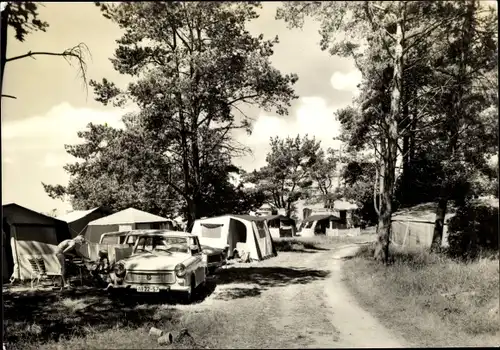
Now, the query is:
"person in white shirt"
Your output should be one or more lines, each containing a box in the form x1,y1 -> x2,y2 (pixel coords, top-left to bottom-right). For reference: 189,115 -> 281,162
55,235 -> 86,288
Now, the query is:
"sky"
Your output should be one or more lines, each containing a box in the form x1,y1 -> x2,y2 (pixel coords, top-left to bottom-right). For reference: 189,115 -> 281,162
1,2 -> 362,214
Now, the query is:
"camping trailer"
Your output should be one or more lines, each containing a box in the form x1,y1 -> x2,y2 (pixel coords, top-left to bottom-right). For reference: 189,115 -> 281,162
263,215 -> 296,238
299,214 -> 343,237
191,215 -> 276,261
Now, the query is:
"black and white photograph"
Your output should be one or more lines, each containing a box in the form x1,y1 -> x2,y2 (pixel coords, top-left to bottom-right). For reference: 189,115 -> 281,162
1,1 -> 498,349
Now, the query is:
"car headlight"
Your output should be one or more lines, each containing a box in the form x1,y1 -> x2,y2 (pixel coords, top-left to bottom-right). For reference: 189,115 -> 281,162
114,262 -> 126,277
175,263 -> 186,277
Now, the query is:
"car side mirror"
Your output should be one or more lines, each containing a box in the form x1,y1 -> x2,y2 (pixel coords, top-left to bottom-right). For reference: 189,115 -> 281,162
190,245 -> 200,254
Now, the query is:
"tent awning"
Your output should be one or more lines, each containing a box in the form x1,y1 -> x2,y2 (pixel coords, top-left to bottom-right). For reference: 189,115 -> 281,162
56,207 -> 101,223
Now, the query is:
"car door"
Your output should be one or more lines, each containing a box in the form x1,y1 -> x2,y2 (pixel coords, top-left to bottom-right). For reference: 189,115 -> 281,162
192,237 -> 205,285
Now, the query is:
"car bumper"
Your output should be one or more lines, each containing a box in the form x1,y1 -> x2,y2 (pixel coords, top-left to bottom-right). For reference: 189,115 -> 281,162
111,283 -> 191,292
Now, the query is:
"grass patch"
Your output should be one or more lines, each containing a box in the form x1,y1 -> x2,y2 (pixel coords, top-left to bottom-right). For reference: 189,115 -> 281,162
2,287 -> 216,350
343,244 -> 500,347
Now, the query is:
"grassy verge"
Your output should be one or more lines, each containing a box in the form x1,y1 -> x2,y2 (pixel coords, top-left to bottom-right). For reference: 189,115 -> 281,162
342,244 -> 500,347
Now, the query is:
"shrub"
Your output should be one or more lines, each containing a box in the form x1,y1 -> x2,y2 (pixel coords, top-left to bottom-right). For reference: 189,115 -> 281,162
447,201 -> 499,260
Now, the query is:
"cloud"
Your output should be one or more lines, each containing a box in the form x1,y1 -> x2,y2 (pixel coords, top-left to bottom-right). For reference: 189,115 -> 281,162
330,70 -> 362,92
234,96 -> 345,171
2,102 -> 134,214
2,102 -> 129,148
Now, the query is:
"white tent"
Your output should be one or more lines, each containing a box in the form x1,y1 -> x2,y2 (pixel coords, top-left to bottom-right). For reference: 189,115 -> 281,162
191,215 -> 277,261
85,208 -> 175,243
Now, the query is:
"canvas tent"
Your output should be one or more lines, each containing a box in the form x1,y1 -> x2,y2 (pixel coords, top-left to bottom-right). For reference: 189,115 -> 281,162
191,215 -> 276,261
263,215 -> 296,238
85,207 -> 175,243
392,198 -> 499,249
391,202 -> 457,249
2,203 -> 71,281
299,214 -> 342,237
57,207 -> 112,238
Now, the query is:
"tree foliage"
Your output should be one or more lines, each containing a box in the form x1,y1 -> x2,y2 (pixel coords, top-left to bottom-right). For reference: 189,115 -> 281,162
309,147 -> 340,206
88,2 -> 297,226
43,116 -> 265,219
244,134 -> 321,217
277,0 -> 498,260
45,2 -> 294,225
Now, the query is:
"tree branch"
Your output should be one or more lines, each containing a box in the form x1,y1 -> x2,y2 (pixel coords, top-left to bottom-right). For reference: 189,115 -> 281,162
6,43 -> 91,94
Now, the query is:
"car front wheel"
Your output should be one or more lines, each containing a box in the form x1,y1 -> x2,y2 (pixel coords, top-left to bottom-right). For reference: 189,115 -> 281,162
181,275 -> 195,304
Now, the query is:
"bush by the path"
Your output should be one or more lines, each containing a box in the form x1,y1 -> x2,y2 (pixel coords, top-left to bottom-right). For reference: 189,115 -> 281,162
447,201 -> 499,260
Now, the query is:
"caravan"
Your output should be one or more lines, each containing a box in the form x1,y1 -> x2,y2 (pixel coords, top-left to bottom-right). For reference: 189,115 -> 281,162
191,215 -> 277,261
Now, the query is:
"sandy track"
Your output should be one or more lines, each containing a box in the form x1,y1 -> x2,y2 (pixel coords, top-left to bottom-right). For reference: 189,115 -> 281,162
181,244 -> 407,348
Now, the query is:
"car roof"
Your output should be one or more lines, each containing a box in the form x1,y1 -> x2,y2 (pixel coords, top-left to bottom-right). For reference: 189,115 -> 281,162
133,230 -> 196,238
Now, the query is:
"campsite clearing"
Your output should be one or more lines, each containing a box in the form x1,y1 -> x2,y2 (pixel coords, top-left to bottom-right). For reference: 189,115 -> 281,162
3,233 -> 409,350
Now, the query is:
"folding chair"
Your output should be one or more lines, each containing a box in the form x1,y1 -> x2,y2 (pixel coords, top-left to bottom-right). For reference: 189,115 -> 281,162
27,257 -> 43,289
37,256 -> 64,288
28,256 -> 63,289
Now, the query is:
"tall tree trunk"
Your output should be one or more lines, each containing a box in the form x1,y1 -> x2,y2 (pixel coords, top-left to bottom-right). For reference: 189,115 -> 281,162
375,142 -> 385,236
190,131 -> 201,222
409,90 -> 417,164
431,0 -> 475,252
186,199 -> 197,229
374,14 -> 404,263
0,6 -> 9,96
401,84 -> 411,204
431,196 -> 448,251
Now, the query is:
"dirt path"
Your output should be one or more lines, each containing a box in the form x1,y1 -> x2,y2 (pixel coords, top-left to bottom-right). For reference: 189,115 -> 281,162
181,244 -> 407,348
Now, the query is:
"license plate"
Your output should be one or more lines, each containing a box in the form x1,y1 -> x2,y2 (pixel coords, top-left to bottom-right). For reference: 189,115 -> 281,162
136,285 -> 160,293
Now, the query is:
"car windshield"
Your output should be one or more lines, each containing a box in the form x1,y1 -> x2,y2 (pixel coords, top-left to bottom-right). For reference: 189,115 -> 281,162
134,236 -> 189,254
100,234 -> 121,245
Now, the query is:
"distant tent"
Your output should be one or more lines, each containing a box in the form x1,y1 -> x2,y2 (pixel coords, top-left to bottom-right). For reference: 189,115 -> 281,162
191,214 -> 276,261
391,202 -> 457,249
2,203 -> 71,281
299,214 -> 342,237
263,215 -> 296,238
85,208 -> 175,243
392,198 -> 499,249
57,207 -> 112,238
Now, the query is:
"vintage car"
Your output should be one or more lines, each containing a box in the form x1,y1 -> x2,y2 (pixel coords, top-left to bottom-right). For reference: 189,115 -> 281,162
110,231 -> 207,301
201,244 -> 228,275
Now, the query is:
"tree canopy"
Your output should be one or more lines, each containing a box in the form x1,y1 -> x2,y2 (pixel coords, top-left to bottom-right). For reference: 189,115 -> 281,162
44,1 -> 296,226
277,0 -> 498,260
